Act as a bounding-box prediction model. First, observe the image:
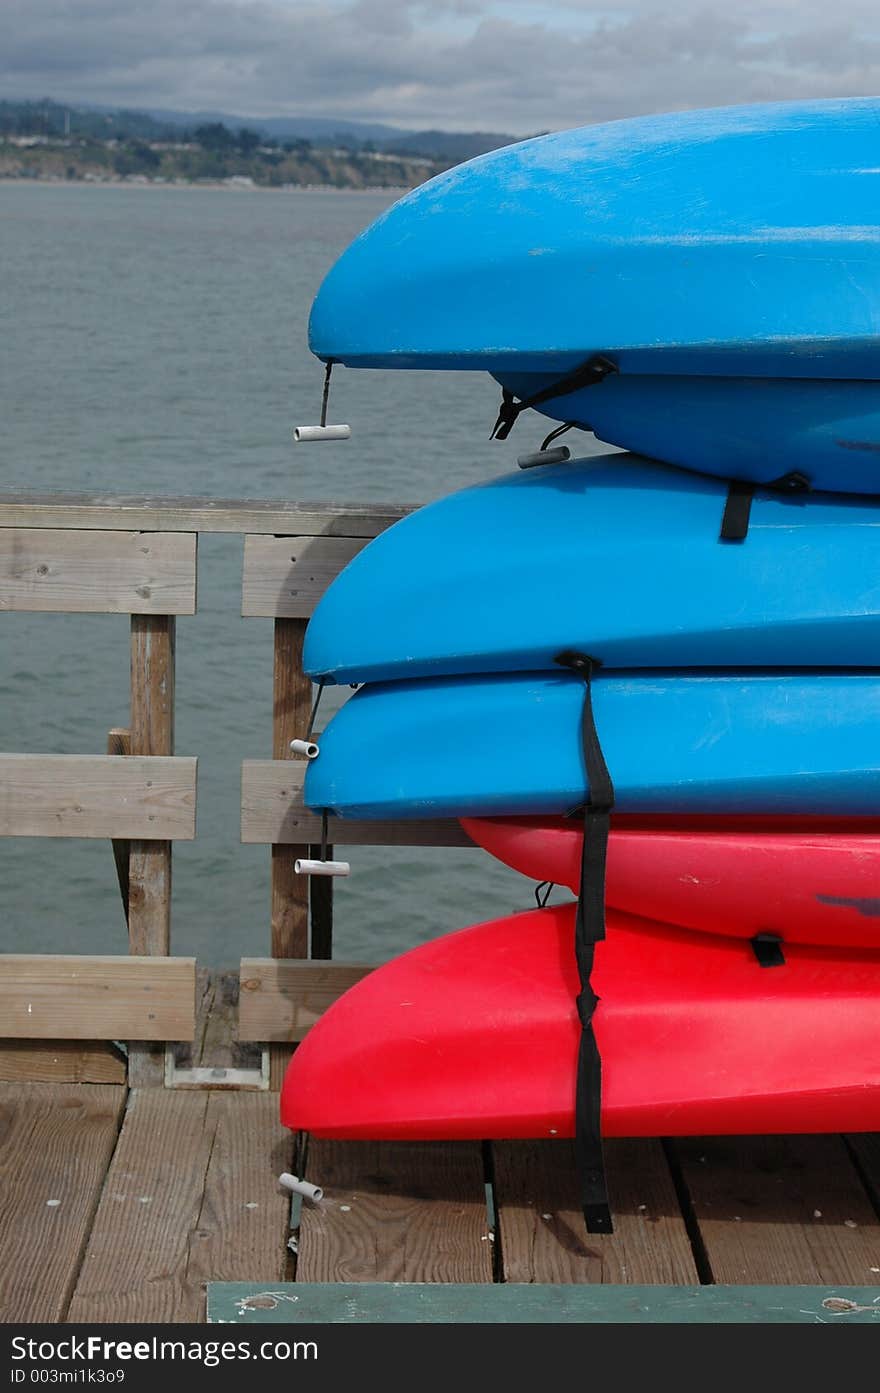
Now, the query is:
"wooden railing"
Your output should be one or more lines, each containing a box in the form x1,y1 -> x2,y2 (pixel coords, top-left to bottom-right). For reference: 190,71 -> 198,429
0,491 -> 469,1089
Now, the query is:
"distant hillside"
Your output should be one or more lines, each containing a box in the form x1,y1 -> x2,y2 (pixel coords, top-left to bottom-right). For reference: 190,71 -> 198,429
382,129 -> 517,161
0,98 -> 520,163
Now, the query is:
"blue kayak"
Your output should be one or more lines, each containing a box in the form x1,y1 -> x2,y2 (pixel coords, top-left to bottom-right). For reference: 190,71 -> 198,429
309,98 -> 880,492
305,672 -> 880,820
304,454 -> 880,684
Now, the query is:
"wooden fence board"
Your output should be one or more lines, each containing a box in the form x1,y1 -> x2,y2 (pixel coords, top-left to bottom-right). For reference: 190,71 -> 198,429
0,753 -> 196,840
0,528 -> 196,614
242,535 -> 367,618
241,761 -> 472,848
0,1041 -> 126,1084
239,959 -> 374,1042
0,493 -> 409,537
0,954 -> 196,1041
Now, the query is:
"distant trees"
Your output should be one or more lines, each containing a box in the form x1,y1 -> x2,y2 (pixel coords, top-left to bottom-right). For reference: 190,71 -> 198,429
193,122 -> 263,154
112,140 -> 162,177
194,122 -> 236,152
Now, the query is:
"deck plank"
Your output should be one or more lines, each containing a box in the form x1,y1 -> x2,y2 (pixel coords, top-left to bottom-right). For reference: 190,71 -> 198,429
0,1083 -> 125,1323
296,1140 -> 493,1284
68,1091 -> 292,1323
492,1140 -> 698,1285
674,1136 -> 880,1285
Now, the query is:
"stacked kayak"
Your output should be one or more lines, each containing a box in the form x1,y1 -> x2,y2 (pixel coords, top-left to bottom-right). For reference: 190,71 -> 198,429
308,97 -> 880,492
281,98 -> 880,1230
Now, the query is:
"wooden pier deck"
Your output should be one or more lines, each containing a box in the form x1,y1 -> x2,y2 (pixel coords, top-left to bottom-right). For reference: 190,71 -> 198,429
2,971 -> 880,1324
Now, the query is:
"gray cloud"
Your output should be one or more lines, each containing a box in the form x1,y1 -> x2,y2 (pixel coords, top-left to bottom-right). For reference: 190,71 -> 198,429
2,0 -> 880,133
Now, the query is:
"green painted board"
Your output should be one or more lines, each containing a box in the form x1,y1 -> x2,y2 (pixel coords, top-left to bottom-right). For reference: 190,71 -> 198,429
208,1283 -> 880,1324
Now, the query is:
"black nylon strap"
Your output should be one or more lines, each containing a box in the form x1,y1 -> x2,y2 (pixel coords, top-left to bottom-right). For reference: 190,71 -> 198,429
555,649 -> 614,1235
720,479 -> 755,541
750,932 -> 786,968
491,355 -> 617,441
720,470 -> 812,543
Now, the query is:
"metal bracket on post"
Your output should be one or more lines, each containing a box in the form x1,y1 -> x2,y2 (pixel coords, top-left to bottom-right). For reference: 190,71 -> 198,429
163,1044 -> 270,1090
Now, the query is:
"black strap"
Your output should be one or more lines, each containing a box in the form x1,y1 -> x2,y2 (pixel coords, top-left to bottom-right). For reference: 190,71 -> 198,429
720,480 -> 755,541
555,649 -> 614,1235
720,471 -> 812,543
750,932 -> 786,968
491,355 -> 617,441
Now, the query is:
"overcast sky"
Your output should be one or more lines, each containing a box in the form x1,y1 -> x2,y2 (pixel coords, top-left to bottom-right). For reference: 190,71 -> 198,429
4,0 -> 880,134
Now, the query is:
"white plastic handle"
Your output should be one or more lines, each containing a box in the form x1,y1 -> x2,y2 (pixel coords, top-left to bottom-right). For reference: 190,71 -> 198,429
293,424 -> 352,443
517,445 -> 571,470
289,738 -> 319,759
279,1172 -> 324,1202
294,858 -> 351,878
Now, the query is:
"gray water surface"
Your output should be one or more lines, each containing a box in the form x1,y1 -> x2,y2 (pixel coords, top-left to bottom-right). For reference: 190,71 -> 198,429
1,182 -> 592,963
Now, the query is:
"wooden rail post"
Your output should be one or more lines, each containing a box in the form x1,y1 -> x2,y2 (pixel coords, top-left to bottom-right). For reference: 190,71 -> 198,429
128,614 -> 176,1086
270,617 -> 312,1086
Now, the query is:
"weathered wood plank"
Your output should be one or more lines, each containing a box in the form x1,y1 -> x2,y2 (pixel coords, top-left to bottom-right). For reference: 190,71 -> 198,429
129,616 -> 177,1085
296,1140 -> 493,1284
68,1091 -> 293,1323
492,1140 -> 698,1285
0,955 -> 196,1041
0,492 -> 410,537
0,753 -> 197,839
209,1281 -> 880,1324
239,959 -> 375,1042
0,528 -> 196,614
674,1136 -> 880,1285
241,761 -> 473,847
0,1041 -> 126,1084
0,1083 -> 125,1322
242,535 -> 367,618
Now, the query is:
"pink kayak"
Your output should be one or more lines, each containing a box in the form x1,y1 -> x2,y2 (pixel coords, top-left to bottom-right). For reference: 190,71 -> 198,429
462,816 -> 880,948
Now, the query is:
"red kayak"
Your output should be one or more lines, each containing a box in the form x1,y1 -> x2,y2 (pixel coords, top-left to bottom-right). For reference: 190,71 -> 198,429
281,904 -> 880,1141
461,816 -> 880,949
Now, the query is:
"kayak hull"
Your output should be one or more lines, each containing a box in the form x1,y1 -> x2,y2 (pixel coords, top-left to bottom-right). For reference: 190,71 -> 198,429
310,100 -> 880,378
308,100 -> 880,491
302,455 -> 880,685
281,905 -> 880,1140
495,375 -> 880,494
462,817 -> 880,949
305,671 -> 880,819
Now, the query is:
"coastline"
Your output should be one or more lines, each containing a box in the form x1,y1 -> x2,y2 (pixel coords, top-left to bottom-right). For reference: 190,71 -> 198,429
0,175 -> 411,194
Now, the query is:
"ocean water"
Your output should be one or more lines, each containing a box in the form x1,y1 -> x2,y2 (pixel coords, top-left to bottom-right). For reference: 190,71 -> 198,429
1,181 -> 599,964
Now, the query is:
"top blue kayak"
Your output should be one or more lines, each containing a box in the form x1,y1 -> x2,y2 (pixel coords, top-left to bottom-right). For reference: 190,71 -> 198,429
309,100 -> 880,491
310,98 -> 880,379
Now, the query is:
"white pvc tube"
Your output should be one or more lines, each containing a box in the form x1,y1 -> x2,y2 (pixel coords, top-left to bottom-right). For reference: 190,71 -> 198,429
295,858 -> 351,878
517,445 -> 571,470
293,425 -> 352,443
279,1172 -> 324,1203
289,738 -> 319,759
